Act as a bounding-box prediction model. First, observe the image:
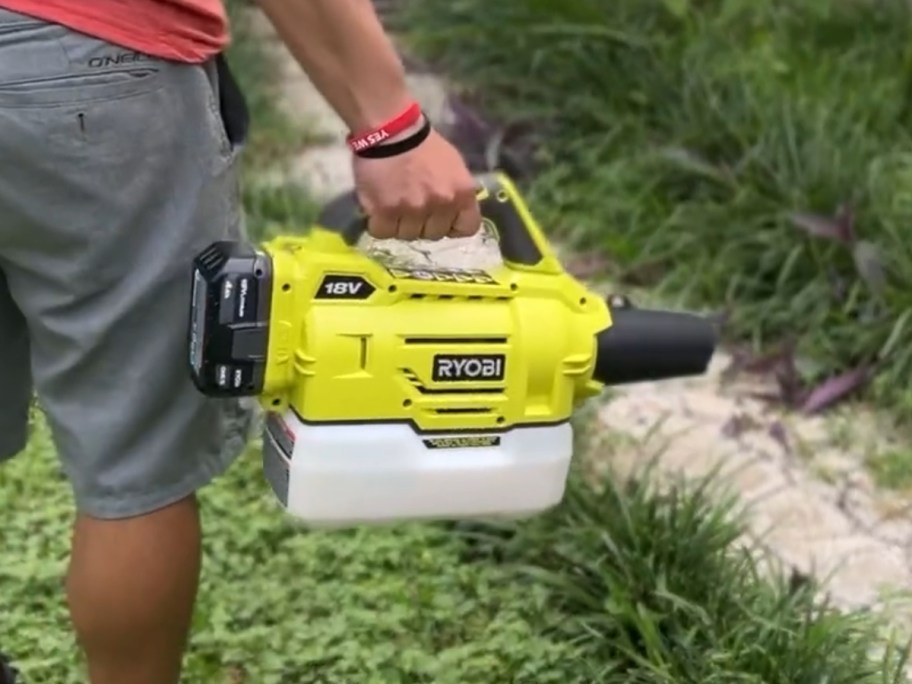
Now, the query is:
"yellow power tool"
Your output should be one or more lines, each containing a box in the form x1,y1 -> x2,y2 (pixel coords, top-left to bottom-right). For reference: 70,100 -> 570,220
188,172 -> 716,527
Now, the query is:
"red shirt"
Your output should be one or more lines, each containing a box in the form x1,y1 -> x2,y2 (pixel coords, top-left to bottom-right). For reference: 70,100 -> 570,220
0,0 -> 229,63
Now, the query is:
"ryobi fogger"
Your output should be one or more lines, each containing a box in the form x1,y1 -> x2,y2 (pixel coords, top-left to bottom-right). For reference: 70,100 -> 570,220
187,172 -> 717,528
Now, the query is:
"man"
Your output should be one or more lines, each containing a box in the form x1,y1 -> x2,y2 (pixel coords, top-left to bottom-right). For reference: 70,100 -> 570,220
0,0 -> 482,682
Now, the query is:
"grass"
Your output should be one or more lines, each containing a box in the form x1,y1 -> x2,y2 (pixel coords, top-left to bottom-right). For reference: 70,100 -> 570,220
2,411 -> 909,682
867,448 -> 912,492
1,1 -> 910,681
0,412 -> 581,683
390,0 -> 912,421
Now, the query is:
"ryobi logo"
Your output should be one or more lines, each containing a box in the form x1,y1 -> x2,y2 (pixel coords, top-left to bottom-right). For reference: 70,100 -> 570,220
432,354 -> 505,382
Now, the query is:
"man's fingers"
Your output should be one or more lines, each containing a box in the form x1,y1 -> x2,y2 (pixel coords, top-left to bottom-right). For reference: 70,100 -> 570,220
449,203 -> 483,237
367,212 -> 398,240
364,184 -> 481,241
423,209 -> 457,240
397,212 -> 425,240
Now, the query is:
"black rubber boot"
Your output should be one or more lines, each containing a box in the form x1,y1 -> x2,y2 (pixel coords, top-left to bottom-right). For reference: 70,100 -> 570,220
0,653 -> 20,684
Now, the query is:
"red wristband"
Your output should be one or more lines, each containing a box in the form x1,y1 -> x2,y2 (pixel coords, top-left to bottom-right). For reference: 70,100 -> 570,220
346,102 -> 423,153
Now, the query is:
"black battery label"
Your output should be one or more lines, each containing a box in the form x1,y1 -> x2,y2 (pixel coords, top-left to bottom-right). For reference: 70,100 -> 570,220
235,275 -> 257,323
219,276 -> 236,325
214,363 -> 252,390
217,275 -> 258,325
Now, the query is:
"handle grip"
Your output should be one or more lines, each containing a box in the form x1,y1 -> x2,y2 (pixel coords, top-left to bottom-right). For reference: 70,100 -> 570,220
314,172 -> 556,270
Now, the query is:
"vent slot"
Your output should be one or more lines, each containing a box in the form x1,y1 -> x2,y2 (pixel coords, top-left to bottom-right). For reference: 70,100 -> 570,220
433,407 -> 492,414
406,294 -> 508,301
359,337 -> 368,369
404,337 -> 507,345
197,245 -> 227,273
400,367 -> 505,394
418,387 -> 501,395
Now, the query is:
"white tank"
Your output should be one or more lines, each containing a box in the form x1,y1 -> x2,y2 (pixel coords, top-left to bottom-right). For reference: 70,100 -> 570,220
262,409 -> 574,528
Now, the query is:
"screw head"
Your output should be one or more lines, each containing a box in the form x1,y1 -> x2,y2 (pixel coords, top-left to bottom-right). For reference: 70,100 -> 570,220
607,293 -> 633,308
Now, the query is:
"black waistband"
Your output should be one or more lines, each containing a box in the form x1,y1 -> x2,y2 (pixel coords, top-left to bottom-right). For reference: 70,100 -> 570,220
214,53 -> 249,149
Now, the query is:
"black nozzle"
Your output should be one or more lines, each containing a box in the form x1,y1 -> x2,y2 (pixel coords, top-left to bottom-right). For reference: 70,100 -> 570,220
593,306 -> 717,385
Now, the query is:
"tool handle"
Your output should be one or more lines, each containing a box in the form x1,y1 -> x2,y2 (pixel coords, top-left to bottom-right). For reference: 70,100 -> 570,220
475,172 -> 544,267
315,191 -> 370,248
593,307 -> 717,386
315,172 -> 553,269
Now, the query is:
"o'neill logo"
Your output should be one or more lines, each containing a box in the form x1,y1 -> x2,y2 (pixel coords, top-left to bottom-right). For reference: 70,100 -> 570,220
432,354 -> 505,382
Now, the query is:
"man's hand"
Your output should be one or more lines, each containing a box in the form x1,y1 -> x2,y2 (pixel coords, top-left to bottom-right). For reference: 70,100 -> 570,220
254,0 -> 483,241
354,128 -> 481,240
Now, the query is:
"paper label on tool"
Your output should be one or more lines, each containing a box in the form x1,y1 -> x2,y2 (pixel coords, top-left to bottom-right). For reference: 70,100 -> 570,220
387,266 -> 498,285
423,435 -> 502,449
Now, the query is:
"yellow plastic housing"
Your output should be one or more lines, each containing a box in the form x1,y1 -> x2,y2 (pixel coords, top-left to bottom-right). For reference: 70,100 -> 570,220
258,173 -> 612,433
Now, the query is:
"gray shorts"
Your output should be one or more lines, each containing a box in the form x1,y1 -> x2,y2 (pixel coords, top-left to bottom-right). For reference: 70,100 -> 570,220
0,10 -> 256,518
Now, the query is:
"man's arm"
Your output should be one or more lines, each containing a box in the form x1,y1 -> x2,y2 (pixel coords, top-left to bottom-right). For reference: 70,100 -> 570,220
253,0 -> 414,133
252,0 -> 482,241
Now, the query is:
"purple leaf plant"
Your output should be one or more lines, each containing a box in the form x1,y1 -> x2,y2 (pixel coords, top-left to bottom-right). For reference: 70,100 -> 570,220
442,94 -> 542,181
